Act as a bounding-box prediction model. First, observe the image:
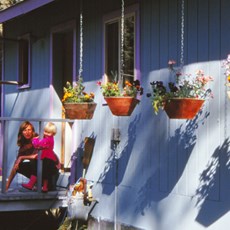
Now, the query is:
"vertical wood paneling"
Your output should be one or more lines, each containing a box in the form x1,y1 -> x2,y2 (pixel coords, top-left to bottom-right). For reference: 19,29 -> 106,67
141,0 -> 152,74
187,0 -> 198,63
220,0 -> 230,203
197,0 -> 209,62
167,0 -> 180,195
158,0 -> 169,193
168,0 -> 178,60
159,0 -> 169,68
4,0 -> 230,229
206,0 -> 221,202
150,0 -> 160,70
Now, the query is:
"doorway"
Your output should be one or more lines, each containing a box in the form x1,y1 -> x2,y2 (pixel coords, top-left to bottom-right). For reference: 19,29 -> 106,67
51,21 -> 76,171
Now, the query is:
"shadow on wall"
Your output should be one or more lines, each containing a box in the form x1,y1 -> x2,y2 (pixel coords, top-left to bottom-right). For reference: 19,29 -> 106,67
69,140 -> 84,185
98,114 -> 141,195
194,138 -> 230,227
69,133 -> 96,184
134,110 -> 210,215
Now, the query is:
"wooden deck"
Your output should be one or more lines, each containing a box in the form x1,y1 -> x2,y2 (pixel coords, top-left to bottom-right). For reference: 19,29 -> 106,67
0,173 -> 69,212
0,189 -> 67,212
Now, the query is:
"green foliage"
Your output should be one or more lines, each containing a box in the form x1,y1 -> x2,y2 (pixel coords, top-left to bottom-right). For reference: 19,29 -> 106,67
0,0 -> 23,10
62,77 -> 95,103
97,79 -> 143,98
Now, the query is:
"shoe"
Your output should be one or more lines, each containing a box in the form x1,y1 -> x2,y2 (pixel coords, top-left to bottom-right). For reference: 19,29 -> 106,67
42,179 -> 48,193
22,175 -> 37,190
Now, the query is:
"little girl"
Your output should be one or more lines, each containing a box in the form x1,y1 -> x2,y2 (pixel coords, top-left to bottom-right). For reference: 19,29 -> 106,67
22,122 -> 60,192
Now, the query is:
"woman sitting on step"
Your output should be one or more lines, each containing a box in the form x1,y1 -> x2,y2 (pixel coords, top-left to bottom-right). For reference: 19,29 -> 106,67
22,122 -> 60,192
6,121 -> 38,191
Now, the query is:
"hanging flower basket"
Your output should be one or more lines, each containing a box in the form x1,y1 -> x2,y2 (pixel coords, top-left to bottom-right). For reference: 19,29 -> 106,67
97,79 -> 143,116
63,102 -> 97,120
148,60 -> 213,119
163,98 -> 205,119
62,79 -> 96,120
104,97 -> 139,116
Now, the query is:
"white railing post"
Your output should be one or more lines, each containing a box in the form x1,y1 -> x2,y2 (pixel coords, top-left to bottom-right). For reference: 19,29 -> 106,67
1,120 -> 8,193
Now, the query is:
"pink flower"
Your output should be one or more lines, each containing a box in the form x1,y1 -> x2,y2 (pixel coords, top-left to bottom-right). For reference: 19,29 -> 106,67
96,81 -> 102,86
227,54 -> 230,62
168,60 -> 176,65
196,70 -> 204,76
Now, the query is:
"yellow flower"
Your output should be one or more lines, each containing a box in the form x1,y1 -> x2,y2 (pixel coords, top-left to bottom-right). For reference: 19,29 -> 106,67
227,75 -> 230,82
67,92 -> 73,97
84,94 -> 90,99
62,93 -> 68,102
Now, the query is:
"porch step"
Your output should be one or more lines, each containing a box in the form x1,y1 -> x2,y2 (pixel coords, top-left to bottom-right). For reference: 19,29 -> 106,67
0,188 -> 67,212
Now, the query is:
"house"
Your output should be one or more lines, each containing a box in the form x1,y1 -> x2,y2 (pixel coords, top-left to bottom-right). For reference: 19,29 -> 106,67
0,0 -> 230,229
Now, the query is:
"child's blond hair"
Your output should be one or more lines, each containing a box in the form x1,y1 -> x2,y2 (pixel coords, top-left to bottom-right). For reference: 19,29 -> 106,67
44,122 -> 57,135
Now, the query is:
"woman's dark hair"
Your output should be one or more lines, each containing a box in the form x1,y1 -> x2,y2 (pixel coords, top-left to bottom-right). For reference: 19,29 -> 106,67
17,121 -> 35,147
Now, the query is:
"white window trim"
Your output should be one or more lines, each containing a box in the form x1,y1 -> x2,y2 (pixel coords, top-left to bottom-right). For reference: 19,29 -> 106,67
102,3 -> 140,82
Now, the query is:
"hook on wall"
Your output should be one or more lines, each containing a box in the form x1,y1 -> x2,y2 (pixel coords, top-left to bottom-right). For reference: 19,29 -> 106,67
0,81 -> 23,85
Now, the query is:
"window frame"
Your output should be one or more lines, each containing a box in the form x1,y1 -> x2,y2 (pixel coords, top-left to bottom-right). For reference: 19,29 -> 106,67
103,4 -> 140,84
17,33 -> 31,89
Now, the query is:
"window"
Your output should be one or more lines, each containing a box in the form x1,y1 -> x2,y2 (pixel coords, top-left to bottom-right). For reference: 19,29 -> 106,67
18,34 -> 31,88
104,5 -> 139,86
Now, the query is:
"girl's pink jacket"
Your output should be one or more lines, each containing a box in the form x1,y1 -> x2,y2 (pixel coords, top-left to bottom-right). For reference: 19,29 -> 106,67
32,136 -> 57,162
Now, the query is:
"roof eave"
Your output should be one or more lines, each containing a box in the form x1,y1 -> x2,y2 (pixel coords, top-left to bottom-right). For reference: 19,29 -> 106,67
0,0 -> 55,24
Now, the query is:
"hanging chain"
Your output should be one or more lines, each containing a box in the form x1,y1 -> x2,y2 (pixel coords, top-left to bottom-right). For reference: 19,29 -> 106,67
78,5 -> 83,77
120,0 -> 125,82
180,0 -> 185,68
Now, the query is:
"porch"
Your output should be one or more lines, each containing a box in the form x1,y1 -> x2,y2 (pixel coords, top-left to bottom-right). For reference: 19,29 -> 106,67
0,117 -> 72,212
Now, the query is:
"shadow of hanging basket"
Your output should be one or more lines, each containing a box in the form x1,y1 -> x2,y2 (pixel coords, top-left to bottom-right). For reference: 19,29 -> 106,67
164,98 -> 205,119
63,102 -> 97,120
104,97 -> 140,116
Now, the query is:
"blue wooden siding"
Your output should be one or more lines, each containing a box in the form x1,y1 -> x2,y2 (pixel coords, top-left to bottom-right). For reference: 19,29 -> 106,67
1,0 -> 230,229
137,0 -> 229,229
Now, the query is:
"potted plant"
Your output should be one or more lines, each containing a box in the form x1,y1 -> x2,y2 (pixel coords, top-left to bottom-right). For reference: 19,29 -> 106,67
222,54 -> 230,99
97,79 -> 143,116
62,77 -> 97,119
147,60 -> 213,119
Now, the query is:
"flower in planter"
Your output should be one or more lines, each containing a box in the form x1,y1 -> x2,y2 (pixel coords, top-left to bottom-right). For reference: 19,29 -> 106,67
222,54 -> 230,99
222,54 -> 230,83
97,79 -> 143,98
97,79 -> 143,116
147,60 -> 214,114
62,77 -> 95,103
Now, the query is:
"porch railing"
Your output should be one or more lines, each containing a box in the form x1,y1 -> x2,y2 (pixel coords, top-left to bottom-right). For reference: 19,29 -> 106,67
0,117 -> 74,194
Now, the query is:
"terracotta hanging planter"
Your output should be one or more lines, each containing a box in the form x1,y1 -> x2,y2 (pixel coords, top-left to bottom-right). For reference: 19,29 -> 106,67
104,97 -> 140,116
163,98 -> 205,119
63,102 -> 97,119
